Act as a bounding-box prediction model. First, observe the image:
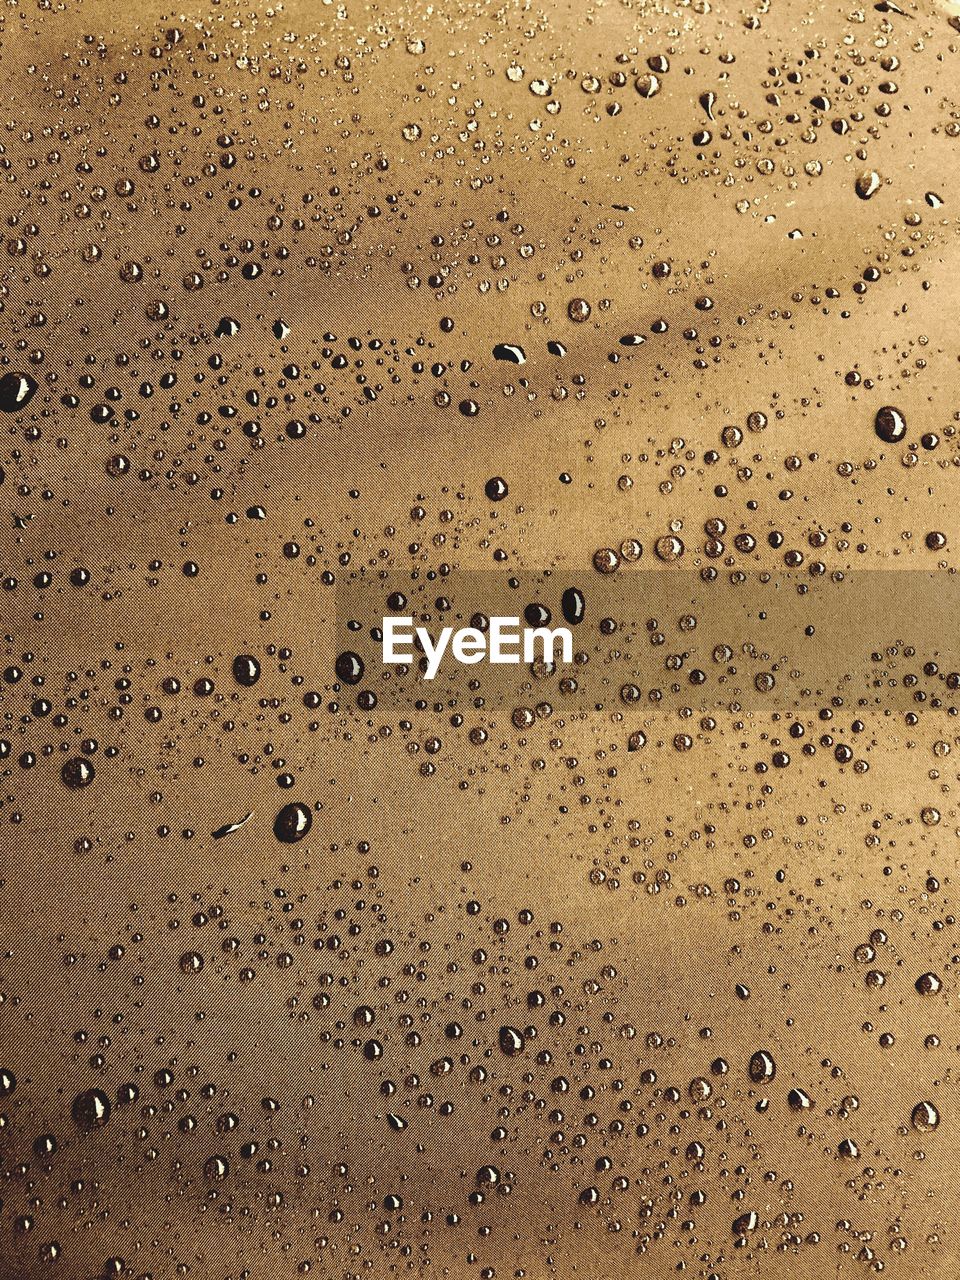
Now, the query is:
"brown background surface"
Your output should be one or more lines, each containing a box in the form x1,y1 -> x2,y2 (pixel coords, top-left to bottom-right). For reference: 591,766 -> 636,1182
1,0 -> 960,1276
